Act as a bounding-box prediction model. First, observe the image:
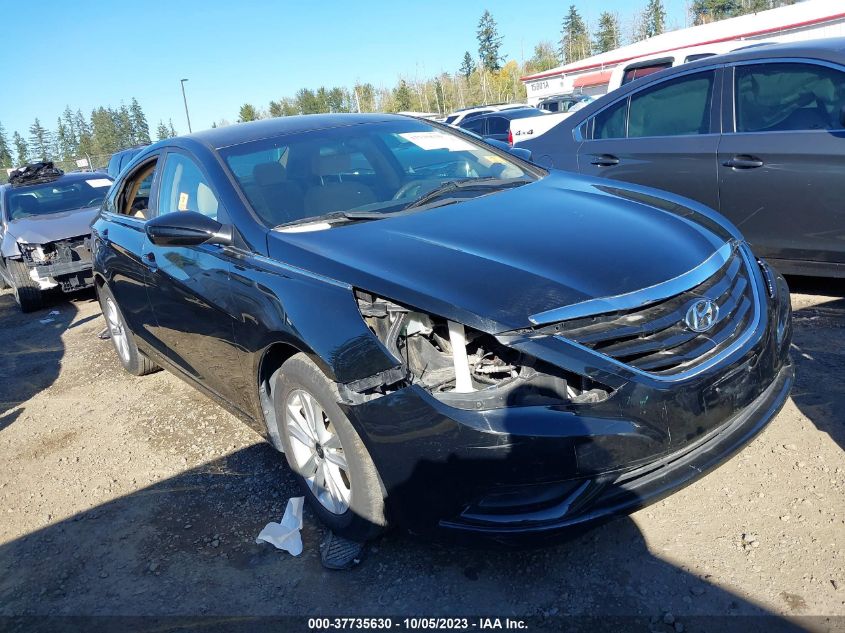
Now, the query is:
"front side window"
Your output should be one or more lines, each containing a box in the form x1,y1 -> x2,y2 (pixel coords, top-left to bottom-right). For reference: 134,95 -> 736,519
221,120 -> 535,228
157,153 -> 220,220
628,72 -> 714,138
735,62 -> 845,133
592,98 -> 627,140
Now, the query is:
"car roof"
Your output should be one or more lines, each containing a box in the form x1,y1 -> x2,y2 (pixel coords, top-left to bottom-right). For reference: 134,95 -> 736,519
684,35 -> 845,67
473,108 -> 542,120
183,113 -> 407,150
560,36 -> 845,128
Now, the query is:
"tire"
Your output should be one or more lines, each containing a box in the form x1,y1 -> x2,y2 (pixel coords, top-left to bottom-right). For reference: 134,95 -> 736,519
97,283 -> 159,376
7,258 -> 42,312
274,353 -> 387,541
0,260 -> 9,290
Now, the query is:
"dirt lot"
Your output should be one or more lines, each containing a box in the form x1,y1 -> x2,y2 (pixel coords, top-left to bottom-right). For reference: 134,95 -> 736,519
0,279 -> 843,630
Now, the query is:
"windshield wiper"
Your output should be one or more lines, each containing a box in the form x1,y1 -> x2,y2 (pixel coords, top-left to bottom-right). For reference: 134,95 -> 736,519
402,177 -> 530,210
273,210 -> 386,231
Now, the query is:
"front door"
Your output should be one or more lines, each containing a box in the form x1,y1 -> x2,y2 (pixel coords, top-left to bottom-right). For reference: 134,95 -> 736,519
98,158 -> 161,339
578,69 -> 722,211
143,150 -> 248,407
718,61 -> 845,266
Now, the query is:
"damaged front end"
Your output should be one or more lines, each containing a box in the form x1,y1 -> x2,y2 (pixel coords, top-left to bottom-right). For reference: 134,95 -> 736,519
18,236 -> 94,292
350,290 -> 611,409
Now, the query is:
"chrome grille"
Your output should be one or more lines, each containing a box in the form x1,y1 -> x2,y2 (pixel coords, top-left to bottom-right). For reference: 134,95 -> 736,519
557,249 -> 755,375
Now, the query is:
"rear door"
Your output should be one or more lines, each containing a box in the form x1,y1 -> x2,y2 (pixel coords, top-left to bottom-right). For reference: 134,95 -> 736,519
143,149 -> 249,407
577,68 -> 722,210
717,60 -> 845,266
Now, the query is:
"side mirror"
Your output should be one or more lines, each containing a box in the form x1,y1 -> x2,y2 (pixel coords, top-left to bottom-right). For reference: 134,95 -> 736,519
145,211 -> 233,247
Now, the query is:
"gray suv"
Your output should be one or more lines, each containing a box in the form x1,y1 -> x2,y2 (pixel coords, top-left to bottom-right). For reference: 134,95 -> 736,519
0,165 -> 112,312
519,37 -> 845,278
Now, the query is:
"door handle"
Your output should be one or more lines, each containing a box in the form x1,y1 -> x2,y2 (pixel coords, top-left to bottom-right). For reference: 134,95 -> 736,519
143,252 -> 157,270
723,155 -> 764,169
590,154 -> 620,167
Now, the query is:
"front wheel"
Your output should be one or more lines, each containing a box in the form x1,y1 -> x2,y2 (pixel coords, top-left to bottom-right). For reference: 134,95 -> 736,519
275,353 -> 387,542
97,283 -> 159,376
7,258 -> 42,312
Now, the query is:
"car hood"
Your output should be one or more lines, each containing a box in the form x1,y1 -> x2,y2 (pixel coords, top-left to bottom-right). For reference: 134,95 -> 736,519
6,207 -> 99,244
267,172 -> 729,333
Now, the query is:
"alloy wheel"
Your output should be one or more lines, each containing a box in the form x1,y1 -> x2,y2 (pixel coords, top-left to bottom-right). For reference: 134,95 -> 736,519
105,297 -> 130,363
284,389 -> 351,515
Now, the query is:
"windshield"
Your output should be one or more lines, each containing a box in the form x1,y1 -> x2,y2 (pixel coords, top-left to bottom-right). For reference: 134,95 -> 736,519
220,119 -> 537,228
5,175 -> 112,222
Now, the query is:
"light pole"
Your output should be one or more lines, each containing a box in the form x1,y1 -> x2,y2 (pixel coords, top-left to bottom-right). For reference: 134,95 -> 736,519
180,78 -> 192,133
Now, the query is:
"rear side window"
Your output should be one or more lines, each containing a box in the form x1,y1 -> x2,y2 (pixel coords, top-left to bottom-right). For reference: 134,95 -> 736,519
487,117 -> 509,135
735,62 -> 845,133
628,72 -> 714,138
119,161 -> 157,219
593,99 -> 627,139
460,117 -> 485,134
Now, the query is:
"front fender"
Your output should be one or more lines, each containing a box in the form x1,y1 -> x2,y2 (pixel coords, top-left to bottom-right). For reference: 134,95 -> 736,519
0,231 -> 21,259
228,252 -> 399,385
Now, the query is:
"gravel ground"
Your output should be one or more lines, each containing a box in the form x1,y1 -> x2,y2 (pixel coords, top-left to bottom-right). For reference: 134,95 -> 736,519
0,279 -> 843,630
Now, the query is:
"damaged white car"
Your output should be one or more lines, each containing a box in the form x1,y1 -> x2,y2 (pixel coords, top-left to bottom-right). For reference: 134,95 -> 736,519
0,163 -> 112,312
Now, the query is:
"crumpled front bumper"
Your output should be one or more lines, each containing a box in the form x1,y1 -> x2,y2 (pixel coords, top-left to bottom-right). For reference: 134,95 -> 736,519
339,261 -> 793,539
22,238 -> 94,292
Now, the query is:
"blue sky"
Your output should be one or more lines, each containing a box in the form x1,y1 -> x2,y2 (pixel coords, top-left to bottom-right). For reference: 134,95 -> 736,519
2,0 -> 689,139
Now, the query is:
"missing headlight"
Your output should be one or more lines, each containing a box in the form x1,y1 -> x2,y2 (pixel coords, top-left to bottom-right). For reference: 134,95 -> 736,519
355,290 -> 609,410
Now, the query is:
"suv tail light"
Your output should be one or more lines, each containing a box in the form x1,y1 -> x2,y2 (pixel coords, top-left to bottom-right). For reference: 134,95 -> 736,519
507,128 -> 513,146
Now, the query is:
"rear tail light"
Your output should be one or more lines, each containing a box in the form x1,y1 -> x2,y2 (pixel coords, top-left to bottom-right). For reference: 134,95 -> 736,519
507,128 -> 513,146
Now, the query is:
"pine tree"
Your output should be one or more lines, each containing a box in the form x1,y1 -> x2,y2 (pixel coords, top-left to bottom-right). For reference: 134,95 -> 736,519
13,132 -> 28,166
459,51 -> 476,79
691,0 -> 741,24
74,110 -> 93,157
477,11 -> 504,72
638,0 -> 666,39
156,121 -> 170,141
130,98 -> 150,144
90,107 -> 119,155
561,5 -> 591,65
28,118 -> 51,162
295,89 -> 322,114
593,12 -> 621,54
56,117 -> 75,160
0,121 -> 12,168
168,120 -> 177,137
115,104 -> 134,149
393,80 -> 413,111
61,106 -> 79,157
238,104 -> 259,123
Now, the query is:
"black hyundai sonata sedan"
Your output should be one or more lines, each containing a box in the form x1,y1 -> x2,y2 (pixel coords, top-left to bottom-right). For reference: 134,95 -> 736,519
92,114 -> 793,541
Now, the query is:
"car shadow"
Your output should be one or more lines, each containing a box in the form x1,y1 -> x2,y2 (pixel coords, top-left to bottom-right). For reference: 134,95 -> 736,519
785,276 -> 845,453
0,287 -> 94,433
0,442 -> 812,632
